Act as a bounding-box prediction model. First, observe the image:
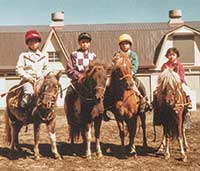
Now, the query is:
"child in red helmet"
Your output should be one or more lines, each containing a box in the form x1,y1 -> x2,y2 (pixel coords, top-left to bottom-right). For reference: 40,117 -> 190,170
16,29 -> 49,109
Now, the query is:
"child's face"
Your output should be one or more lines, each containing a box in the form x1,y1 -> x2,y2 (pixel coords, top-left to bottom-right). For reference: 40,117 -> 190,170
167,51 -> 178,62
79,39 -> 91,51
27,39 -> 40,51
119,41 -> 131,52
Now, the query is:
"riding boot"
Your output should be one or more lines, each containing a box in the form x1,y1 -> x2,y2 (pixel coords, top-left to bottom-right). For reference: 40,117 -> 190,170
139,95 -> 152,113
138,95 -> 146,113
186,96 -> 192,109
144,97 -> 153,112
20,94 -> 32,109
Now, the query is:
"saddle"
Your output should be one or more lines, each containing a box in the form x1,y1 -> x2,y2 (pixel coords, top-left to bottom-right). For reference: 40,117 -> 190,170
8,84 -> 23,109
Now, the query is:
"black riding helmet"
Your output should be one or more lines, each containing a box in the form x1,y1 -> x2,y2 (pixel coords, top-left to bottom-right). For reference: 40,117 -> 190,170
78,32 -> 92,42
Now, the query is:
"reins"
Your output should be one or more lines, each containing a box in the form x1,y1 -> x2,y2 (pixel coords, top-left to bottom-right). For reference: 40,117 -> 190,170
119,74 -> 132,81
70,83 -> 106,102
0,82 -> 28,98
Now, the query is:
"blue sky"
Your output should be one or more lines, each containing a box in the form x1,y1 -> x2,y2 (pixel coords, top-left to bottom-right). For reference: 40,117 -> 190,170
0,0 -> 200,25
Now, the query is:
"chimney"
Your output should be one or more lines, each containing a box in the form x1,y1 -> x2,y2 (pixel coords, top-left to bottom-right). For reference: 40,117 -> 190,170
168,9 -> 184,26
50,11 -> 64,28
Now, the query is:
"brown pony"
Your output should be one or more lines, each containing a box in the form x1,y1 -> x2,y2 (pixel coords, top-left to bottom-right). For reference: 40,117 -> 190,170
5,71 -> 63,160
64,62 -> 108,159
104,52 -> 147,157
153,68 -> 189,162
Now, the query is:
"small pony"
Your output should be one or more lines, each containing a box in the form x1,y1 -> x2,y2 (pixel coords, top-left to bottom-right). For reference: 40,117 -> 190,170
5,71 -> 63,160
64,62 -> 108,159
153,68 -> 189,162
104,52 -> 147,157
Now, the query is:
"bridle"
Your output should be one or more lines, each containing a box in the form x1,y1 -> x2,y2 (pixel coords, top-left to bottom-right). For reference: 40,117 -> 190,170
70,81 -> 107,102
113,55 -> 134,84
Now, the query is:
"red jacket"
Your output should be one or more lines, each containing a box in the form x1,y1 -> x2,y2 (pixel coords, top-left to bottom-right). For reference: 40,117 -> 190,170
161,60 -> 186,84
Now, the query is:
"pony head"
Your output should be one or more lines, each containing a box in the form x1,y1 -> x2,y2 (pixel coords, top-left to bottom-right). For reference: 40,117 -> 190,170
112,52 -> 134,89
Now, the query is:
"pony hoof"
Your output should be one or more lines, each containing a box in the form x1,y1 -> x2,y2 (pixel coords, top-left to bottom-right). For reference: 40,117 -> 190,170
34,155 -> 40,160
130,151 -> 137,157
55,154 -> 62,160
164,154 -> 170,160
132,153 -> 137,158
183,156 -> 187,162
86,155 -> 92,160
156,148 -> 165,155
96,152 -> 103,158
185,147 -> 190,152
11,146 -> 21,151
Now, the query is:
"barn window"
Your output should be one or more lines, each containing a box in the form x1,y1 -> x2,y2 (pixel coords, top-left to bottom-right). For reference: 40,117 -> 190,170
173,35 -> 194,64
48,51 -> 60,62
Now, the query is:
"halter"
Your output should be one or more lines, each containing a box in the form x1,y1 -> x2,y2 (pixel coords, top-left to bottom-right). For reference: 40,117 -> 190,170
70,82 -> 107,102
113,54 -> 134,84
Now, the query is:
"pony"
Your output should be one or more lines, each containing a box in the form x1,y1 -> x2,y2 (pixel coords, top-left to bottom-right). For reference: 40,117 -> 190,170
5,71 -> 63,160
64,62 -> 108,159
104,52 -> 147,157
153,68 -> 189,162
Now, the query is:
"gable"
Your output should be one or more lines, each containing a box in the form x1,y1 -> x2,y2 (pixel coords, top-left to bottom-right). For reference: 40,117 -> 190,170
155,25 -> 200,69
42,29 -> 70,72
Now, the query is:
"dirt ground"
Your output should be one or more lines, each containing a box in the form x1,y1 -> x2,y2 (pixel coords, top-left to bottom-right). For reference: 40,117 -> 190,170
0,108 -> 199,171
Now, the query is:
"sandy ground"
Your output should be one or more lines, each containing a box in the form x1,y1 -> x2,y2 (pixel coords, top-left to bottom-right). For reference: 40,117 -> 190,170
0,108 -> 199,171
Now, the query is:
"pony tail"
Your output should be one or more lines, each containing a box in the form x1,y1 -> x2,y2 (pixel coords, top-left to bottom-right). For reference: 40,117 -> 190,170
4,107 -> 11,145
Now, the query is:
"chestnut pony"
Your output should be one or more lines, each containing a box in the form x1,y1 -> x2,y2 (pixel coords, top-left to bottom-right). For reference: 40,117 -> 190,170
153,68 -> 189,162
104,52 -> 147,157
5,71 -> 63,160
64,62 -> 108,159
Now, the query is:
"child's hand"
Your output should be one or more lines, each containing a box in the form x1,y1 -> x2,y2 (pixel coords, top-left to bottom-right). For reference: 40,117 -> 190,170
27,76 -> 36,84
78,73 -> 86,84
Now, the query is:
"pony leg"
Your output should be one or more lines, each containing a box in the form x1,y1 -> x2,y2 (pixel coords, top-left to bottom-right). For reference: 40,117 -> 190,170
10,122 -> 22,151
128,118 -> 137,156
47,121 -> 62,160
94,116 -> 103,157
157,126 -> 166,154
85,124 -> 92,159
177,113 -> 187,162
33,121 -> 41,160
183,127 -> 189,152
116,120 -> 126,154
178,137 -> 187,162
164,135 -> 170,160
139,113 -> 147,148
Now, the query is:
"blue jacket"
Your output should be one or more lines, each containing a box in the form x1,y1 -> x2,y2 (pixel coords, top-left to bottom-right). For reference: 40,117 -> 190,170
129,50 -> 139,74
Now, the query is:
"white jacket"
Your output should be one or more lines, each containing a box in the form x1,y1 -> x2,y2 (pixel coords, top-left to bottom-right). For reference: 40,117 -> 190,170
16,49 -> 49,80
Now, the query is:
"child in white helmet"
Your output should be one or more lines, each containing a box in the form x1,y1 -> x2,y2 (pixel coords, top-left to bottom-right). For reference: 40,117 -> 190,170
16,29 -> 49,109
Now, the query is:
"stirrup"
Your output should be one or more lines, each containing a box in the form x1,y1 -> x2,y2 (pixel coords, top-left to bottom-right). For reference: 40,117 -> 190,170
103,111 -> 114,121
187,103 -> 192,109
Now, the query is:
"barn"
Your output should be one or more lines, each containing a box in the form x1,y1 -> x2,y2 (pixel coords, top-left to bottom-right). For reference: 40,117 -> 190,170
0,10 -> 200,109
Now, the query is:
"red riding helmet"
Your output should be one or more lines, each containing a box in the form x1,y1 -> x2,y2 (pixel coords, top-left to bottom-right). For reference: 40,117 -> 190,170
25,30 -> 41,44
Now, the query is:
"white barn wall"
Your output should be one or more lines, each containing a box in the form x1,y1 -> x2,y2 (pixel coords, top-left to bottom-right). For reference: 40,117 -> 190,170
194,36 -> 200,65
0,74 -> 199,109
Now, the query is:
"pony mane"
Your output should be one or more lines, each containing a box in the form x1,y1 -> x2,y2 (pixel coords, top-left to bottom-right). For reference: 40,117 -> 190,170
157,68 -> 182,90
86,61 -> 106,77
112,52 -> 132,71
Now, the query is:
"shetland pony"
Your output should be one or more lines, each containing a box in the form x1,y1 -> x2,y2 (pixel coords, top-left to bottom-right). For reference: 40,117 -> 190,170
153,68 -> 189,162
64,62 -> 108,159
5,71 -> 63,160
104,52 -> 147,157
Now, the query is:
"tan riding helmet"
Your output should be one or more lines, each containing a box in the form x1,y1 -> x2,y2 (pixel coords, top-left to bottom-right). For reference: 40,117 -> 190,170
118,34 -> 133,45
